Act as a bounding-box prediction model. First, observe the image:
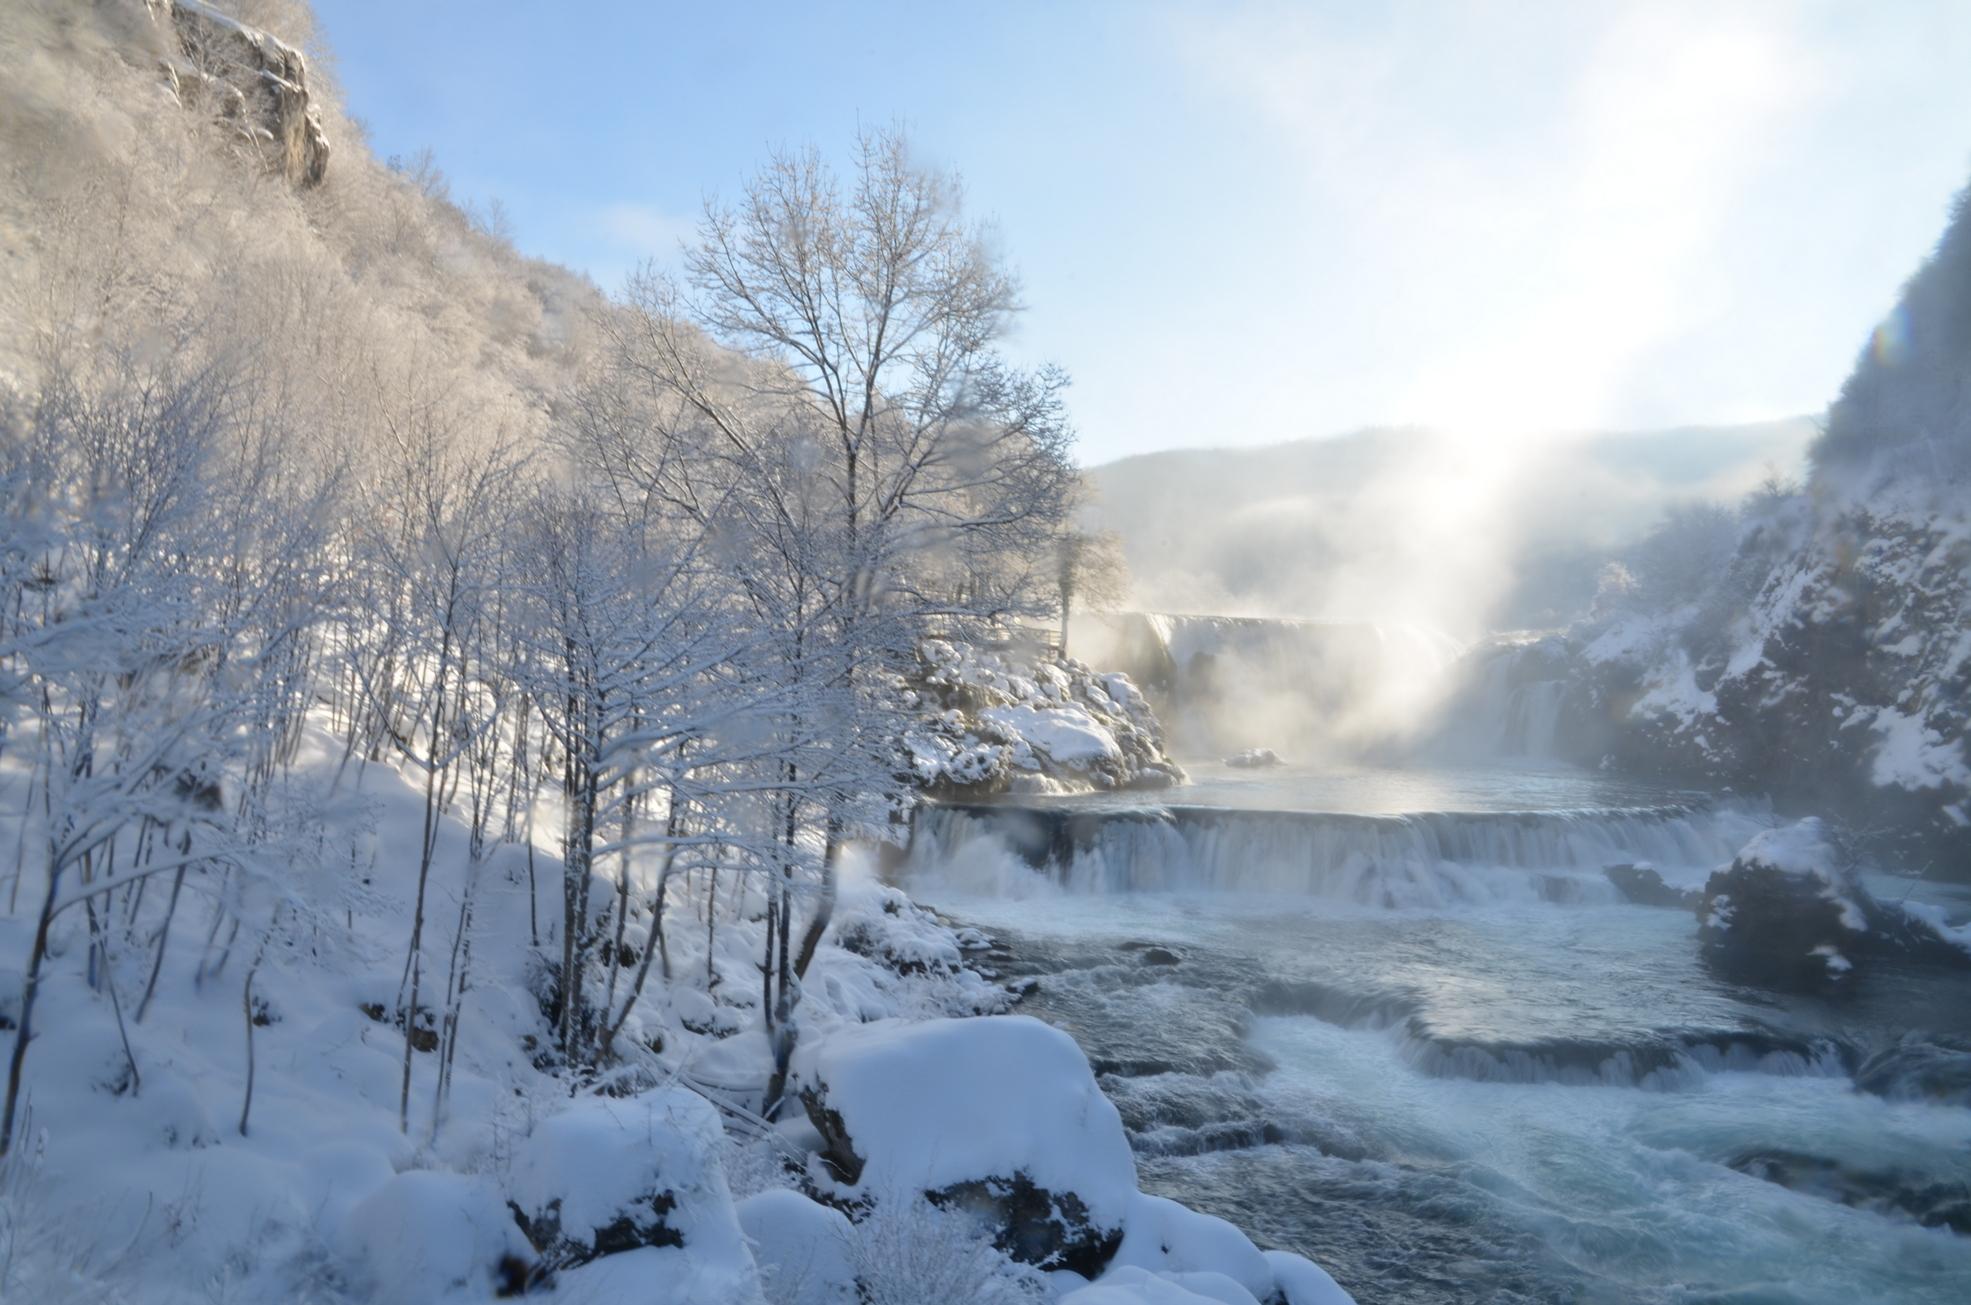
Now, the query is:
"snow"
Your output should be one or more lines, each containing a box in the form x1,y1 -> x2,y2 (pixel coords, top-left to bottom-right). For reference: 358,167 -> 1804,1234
338,1170 -> 534,1305
1868,705 -> 1970,791
507,1086 -> 753,1273
738,1189 -> 858,1305
1109,1192 -> 1273,1301
556,1242 -> 766,1305
1264,1250 -> 1358,1305
794,1015 -> 1138,1228
1063,1264 -> 1265,1305
1632,647 -> 1718,728
0,703 -> 1337,1305
982,703 -> 1123,767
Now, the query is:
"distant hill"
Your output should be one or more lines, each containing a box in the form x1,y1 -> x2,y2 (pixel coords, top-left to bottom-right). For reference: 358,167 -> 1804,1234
1082,419 -> 1816,635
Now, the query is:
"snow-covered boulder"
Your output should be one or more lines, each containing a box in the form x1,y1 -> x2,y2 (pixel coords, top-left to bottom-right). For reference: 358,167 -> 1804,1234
508,1087 -> 755,1275
738,1189 -> 858,1305
1698,819 -> 1869,993
1109,1194 -> 1273,1303
1224,748 -> 1283,769
900,639 -> 1184,796
1062,1264 -> 1258,1304
340,1170 -> 538,1305
795,1014 -> 1136,1275
1698,818 -> 1971,992
1264,1250 -> 1358,1305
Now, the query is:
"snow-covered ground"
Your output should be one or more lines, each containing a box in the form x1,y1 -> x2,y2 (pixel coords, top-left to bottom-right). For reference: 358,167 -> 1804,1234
0,719 -> 1350,1304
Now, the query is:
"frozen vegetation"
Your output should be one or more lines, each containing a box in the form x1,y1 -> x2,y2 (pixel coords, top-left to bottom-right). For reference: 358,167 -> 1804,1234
0,2 -> 1340,1301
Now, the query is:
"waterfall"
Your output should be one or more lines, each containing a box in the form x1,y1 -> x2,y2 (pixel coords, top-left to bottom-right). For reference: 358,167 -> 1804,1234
1427,635 -> 1582,760
905,799 -> 1769,907
1072,612 -> 1467,756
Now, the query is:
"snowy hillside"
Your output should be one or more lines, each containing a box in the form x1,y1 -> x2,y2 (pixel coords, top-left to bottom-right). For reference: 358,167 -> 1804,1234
0,3 -> 1356,1303
1431,186 -> 1971,876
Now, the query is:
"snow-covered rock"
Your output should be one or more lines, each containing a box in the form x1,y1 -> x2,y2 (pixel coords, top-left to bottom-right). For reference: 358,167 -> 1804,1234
1473,186 -> 1971,879
795,1014 -> 1137,1274
1698,818 -> 1971,992
1264,1250 -> 1358,1305
1109,1193 -> 1273,1302
900,638 -> 1184,796
152,0 -> 331,186
339,1170 -> 538,1305
1062,1263 -> 1258,1305
508,1087 -> 755,1275
738,1189 -> 858,1305
1224,748 -> 1283,769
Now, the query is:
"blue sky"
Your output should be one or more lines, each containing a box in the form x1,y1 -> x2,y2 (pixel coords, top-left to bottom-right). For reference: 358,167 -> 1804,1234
314,1 -> 1971,465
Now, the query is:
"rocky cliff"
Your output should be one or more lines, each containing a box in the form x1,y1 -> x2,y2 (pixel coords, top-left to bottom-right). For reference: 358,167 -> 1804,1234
1444,188 -> 1971,877
152,0 -> 330,186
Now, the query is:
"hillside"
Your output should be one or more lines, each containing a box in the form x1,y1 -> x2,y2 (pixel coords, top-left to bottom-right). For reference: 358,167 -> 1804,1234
0,6 -> 1326,1305
1435,188 -> 1971,875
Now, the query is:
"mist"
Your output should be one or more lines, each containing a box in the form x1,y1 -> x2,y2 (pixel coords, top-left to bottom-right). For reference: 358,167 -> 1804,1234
1068,418 -> 1814,757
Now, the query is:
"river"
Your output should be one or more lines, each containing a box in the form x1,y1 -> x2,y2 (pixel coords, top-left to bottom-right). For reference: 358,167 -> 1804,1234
898,760 -> 1971,1304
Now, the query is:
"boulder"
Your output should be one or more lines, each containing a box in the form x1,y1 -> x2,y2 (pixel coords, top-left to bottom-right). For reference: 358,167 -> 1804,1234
1604,863 -> 1701,910
508,1088 -> 753,1275
1698,818 -> 1971,993
1698,820 -> 1869,993
1264,1250 -> 1357,1305
340,1170 -> 539,1305
796,1015 -> 1136,1275
1108,1193 -> 1272,1302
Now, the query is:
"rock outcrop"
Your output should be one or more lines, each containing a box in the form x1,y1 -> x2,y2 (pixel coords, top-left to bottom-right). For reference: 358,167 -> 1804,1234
898,638 -> 1184,797
1435,186 -> 1971,880
152,0 -> 330,186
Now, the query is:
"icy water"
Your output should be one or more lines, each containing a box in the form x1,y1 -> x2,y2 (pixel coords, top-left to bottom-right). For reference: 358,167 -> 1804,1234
901,763 -> 1971,1304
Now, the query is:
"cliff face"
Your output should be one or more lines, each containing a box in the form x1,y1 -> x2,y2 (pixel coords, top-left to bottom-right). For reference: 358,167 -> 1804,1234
153,0 -> 329,186
1463,188 -> 1971,876
1582,493 -> 1968,873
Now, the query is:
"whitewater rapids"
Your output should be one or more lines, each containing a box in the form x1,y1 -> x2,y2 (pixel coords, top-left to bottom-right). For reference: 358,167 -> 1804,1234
898,762 -> 1971,1304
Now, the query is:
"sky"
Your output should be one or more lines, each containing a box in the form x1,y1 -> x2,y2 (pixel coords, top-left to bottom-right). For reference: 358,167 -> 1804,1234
312,1 -> 1971,466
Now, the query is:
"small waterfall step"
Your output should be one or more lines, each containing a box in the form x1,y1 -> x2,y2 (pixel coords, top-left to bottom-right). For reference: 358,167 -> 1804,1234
907,798 -> 1771,905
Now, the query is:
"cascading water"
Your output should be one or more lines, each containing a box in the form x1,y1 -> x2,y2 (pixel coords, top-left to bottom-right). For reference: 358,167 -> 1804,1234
899,762 -> 1971,1304
908,798 -> 1768,906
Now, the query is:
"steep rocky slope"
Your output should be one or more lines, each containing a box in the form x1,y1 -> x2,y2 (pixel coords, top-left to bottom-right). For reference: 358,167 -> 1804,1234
1441,188 -> 1971,876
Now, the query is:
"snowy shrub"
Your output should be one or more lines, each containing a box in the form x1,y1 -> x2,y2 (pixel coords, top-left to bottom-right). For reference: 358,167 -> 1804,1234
847,1196 -> 1048,1305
